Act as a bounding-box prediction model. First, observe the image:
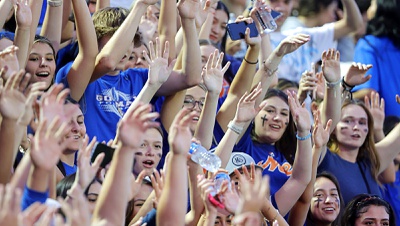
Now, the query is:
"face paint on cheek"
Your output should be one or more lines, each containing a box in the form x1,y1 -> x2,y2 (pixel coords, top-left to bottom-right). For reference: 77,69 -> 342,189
261,114 -> 268,127
363,128 -> 368,133
285,121 -> 288,126
316,198 -> 322,208
335,196 -> 340,208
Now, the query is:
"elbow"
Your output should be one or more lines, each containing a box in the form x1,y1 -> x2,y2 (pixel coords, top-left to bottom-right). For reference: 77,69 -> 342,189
184,74 -> 202,87
96,54 -> 117,72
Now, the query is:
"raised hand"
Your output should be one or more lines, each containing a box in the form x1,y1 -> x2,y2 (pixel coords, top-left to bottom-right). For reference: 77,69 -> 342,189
344,62 -> 372,87
287,90 -> 311,133
194,0 -> 216,29
0,46 -> 20,79
275,34 -> 310,57
298,69 -> 318,103
21,203 -> 48,226
197,174 -> 218,215
202,50 -> 230,94
55,195 -> 91,226
321,49 -> 340,83
168,108 -> 197,155
17,81 -> 46,126
235,16 -> 261,47
0,184 -> 22,226
29,117 -> 70,171
38,84 -> 72,126
364,92 -> 385,131
150,169 -> 164,209
0,70 -> 28,121
218,180 -> 240,214
128,170 -> 146,200
117,102 -> 159,149
75,136 -> 104,189
14,0 -> 32,29
234,83 -> 265,124
177,0 -> 200,20
312,110 -> 332,149
145,39 -> 176,87
136,0 -> 158,7
236,168 -> 269,214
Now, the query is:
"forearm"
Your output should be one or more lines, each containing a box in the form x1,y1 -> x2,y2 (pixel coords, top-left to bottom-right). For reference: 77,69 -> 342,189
92,146 -> 134,225
198,13 -> 213,40
181,18 -> 202,86
374,129 -> 385,142
291,131 -> 312,185
157,153 -> 188,226
14,27 -> 30,68
96,0 -> 110,11
322,83 -> 341,133
202,212 -> 217,226
341,0 -> 363,31
40,1 -> 63,53
92,2 -> 147,80
27,166 -> 50,192
194,92 -> 219,150
10,151 -> 31,190
261,200 -> 288,226
187,161 -> 205,226
259,33 -> 272,63
215,120 -> 245,168
66,0 -> 100,101
0,119 -> 19,184
130,192 -> 156,225
158,0 -> 177,61
376,123 -> 400,174
28,0 -> 43,50
0,0 -> 13,29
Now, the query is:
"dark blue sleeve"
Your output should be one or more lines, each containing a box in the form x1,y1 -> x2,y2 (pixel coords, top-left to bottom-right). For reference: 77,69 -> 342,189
21,186 -> 49,210
223,54 -> 242,84
141,208 -> 157,226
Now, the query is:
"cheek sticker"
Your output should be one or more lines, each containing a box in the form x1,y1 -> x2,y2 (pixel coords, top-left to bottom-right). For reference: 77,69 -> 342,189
261,114 -> 268,127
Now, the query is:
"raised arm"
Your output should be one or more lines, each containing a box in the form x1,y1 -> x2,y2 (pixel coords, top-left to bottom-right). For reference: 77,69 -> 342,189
13,0 -> 32,68
273,91 -> 312,216
91,0 -> 156,81
216,16 -> 262,131
158,0 -> 177,61
157,108 -> 196,225
63,0 -> 98,101
333,0 -> 363,40
288,110 -> 332,226
40,0 -> 62,54
194,50 -> 229,149
92,103 -> 157,225
318,49 -> 342,162
155,0 -> 202,96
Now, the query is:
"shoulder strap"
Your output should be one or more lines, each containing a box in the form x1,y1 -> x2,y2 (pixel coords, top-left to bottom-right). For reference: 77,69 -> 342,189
57,160 -> 66,177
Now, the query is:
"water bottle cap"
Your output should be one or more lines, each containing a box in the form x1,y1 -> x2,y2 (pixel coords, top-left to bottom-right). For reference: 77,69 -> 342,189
189,142 -> 198,154
215,172 -> 230,181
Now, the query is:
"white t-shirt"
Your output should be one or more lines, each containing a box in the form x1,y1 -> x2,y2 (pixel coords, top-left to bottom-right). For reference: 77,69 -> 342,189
270,23 -> 336,82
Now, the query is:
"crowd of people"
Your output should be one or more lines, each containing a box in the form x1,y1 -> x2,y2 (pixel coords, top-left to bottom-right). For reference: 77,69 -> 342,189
0,0 -> 399,225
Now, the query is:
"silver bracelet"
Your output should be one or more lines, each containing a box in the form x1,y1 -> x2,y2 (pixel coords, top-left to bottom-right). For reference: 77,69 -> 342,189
48,0 -> 62,7
227,121 -> 243,135
325,79 -> 341,88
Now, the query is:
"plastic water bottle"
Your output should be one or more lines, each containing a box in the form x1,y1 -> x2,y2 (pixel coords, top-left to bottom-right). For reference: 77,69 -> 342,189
254,2 -> 277,33
189,143 -> 221,173
213,171 -> 231,195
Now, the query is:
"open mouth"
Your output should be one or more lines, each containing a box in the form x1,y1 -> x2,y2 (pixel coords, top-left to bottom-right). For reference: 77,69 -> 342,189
36,72 -> 50,77
351,134 -> 361,138
322,207 -> 335,212
142,160 -> 154,168
269,124 -> 281,130
192,116 -> 199,121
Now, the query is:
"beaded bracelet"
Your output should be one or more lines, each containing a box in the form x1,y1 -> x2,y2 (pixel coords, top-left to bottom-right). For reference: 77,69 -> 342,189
243,58 -> 258,65
325,79 -> 341,88
296,132 -> 312,140
48,0 -> 62,7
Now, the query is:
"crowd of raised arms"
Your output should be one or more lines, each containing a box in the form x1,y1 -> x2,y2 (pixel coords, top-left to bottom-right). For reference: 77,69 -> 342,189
0,0 -> 399,225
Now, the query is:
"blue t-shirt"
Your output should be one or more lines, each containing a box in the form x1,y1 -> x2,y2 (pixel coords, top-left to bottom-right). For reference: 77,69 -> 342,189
56,62 -> 150,142
353,36 -> 400,117
21,186 -> 48,210
381,170 -> 400,226
213,122 -> 291,196
318,150 -> 382,205
62,162 -> 77,176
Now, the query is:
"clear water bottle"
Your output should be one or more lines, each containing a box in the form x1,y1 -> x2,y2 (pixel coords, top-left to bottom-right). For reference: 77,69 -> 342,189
189,143 -> 221,173
254,2 -> 277,33
212,170 -> 231,196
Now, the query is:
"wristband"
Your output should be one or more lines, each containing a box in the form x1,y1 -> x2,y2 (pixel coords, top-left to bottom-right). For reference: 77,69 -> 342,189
296,132 -> 312,140
48,0 -> 62,7
243,58 -> 258,65
228,121 -> 243,135
265,209 -> 280,223
325,79 -> 341,88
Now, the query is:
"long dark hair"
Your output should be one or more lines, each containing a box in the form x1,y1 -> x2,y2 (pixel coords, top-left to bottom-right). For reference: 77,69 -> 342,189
341,194 -> 396,226
306,172 -> 344,226
251,89 -> 297,164
366,0 -> 400,48
298,0 -> 338,17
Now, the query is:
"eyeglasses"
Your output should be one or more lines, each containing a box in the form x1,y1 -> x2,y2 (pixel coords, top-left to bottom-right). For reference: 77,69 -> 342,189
183,96 -> 205,110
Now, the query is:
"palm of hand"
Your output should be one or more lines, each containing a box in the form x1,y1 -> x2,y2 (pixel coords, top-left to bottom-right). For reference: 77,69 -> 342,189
15,2 -> 32,27
118,121 -> 148,148
322,60 -> 340,82
31,138 -> 63,171
313,127 -> 329,148
236,102 -> 257,123
0,91 -> 26,120
276,41 -> 301,57
195,0 -> 209,28
369,107 -> 384,128
169,125 -> 192,155
178,0 -> 199,19
203,69 -> 223,93
148,57 -> 170,85
0,52 -> 19,77
293,107 -> 311,132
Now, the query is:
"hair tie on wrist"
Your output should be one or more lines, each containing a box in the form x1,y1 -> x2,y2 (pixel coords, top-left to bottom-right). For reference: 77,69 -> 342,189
243,58 -> 258,65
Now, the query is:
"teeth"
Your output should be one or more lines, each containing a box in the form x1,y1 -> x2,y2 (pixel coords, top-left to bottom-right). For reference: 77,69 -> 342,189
36,72 -> 49,77
324,208 -> 334,211
73,135 -> 80,139
271,125 -> 280,129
